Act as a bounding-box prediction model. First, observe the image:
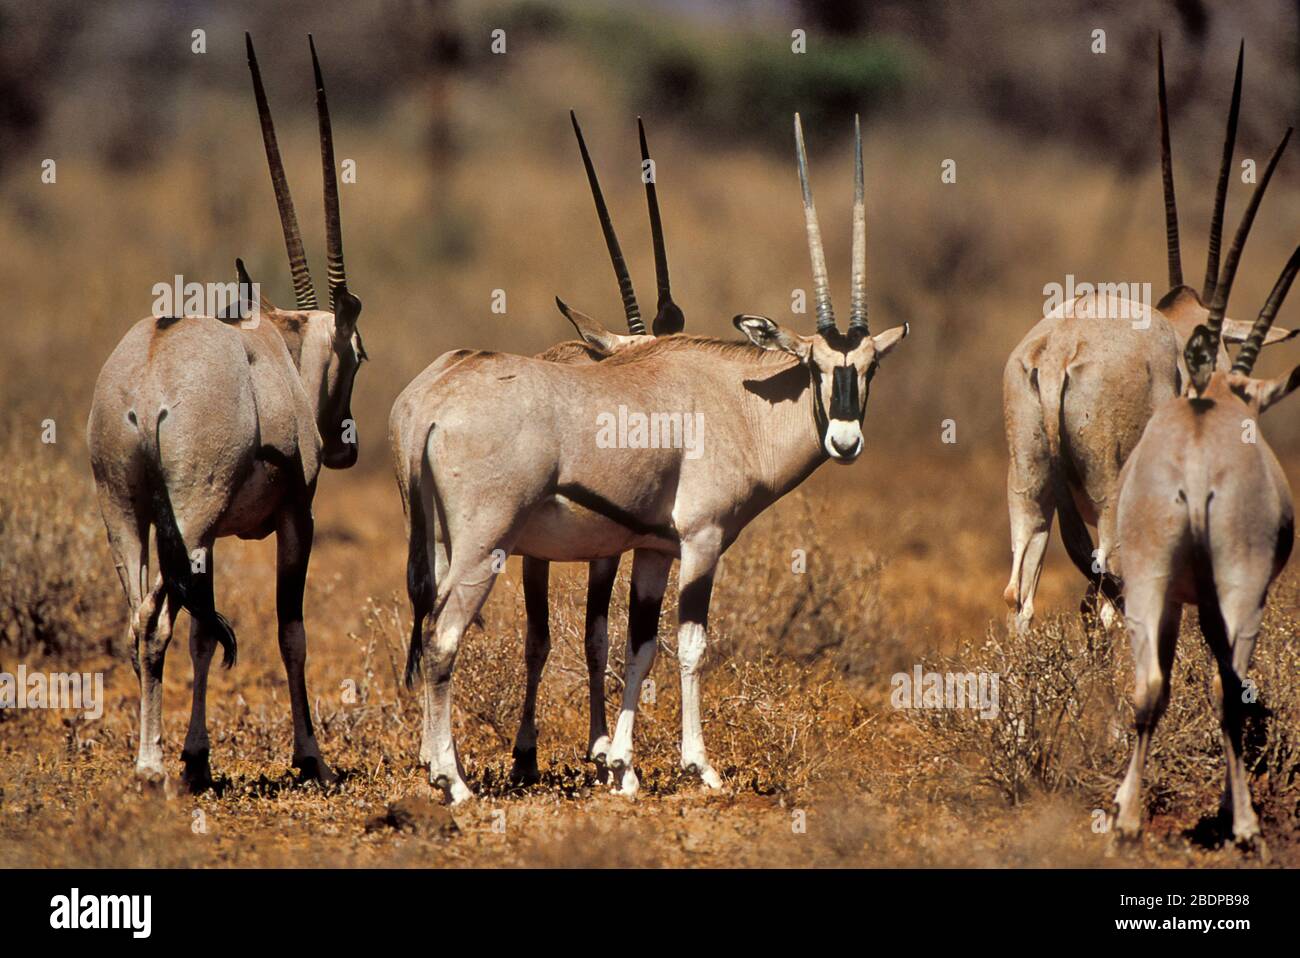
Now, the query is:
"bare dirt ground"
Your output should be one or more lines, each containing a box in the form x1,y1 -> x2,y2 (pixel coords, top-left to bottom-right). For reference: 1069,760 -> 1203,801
3,448 -> 1297,868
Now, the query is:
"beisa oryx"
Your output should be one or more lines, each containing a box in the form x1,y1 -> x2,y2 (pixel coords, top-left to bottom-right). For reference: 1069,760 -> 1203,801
513,113 -> 687,785
1001,38 -> 1295,633
393,113 -> 907,803
87,34 -> 366,789
1110,149 -> 1299,856
389,111 -> 686,787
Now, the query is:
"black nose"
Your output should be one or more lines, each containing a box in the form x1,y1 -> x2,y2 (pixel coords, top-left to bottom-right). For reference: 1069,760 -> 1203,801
831,435 -> 858,456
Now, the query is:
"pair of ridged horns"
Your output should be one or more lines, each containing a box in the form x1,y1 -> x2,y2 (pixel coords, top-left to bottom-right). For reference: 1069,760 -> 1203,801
1159,36 -> 1296,375
795,112 -> 868,335
570,111 -> 683,337
246,32 -> 350,314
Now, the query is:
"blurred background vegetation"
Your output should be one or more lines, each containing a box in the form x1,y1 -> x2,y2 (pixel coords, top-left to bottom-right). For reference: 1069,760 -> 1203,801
3,0 -> 1300,463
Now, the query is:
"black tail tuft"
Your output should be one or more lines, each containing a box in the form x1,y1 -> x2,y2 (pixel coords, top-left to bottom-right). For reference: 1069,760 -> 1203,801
404,484 -> 432,690
404,615 -> 423,690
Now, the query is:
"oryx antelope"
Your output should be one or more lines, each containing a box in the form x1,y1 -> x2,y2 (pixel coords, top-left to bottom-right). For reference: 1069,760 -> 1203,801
1002,38 -> 1295,633
393,114 -> 907,803
390,111 -> 683,788
1110,185 -> 1300,853
87,34 -> 366,789
510,113 -> 686,786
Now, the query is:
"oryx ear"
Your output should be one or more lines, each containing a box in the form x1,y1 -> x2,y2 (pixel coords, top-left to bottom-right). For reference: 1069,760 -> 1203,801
556,297 -> 622,354
871,323 -> 909,358
1221,317 -> 1299,347
1230,365 -> 1300,413
1184,324 -> 1217,396
234,257 -> 267,316
733,314 -> 809,360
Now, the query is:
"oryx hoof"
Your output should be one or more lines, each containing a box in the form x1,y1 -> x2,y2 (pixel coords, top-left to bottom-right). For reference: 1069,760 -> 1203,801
433,773 -> 474,806
180,749 -> 214,795
611,764 -> 640,799
135,764 -> 176,800
293,755 -> 338,787
684,761 -> 723,790
508,747 -> 541,788
588,735 -> 612,766
1234,832 -> 1269,863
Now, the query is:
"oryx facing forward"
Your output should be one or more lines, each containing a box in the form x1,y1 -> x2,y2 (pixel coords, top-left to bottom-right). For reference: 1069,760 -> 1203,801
87,35 -> 366,790
395,114 -> 907,803
1110,157 -> 1299,855
1002,38 -> 1295,633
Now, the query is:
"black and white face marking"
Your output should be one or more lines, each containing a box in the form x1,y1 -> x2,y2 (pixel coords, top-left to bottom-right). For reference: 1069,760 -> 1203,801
808,327 -> 874,462
734,314 -> 908,464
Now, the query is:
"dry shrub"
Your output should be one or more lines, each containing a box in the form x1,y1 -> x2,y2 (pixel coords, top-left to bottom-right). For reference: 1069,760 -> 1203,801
710,492 -> 904,676
909,591 -> 1300,832
0,426 -> 118,661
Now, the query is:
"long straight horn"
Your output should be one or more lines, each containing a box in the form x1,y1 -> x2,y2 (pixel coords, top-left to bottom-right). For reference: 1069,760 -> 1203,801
310,34 -> 348,312
571,111 -> 644,335
1203,40 -> 1244,304
246,32 -> 317,310
1205,127 -> 1293,350
1231,245 -> 1300,375
794,113 -> 836,333
848,114 -> 868,333
1157,34 -> 1183,290
638,117 -> 683,335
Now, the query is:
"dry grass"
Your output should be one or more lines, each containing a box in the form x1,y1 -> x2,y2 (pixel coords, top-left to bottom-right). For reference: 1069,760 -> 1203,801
4,1 -> 1300,867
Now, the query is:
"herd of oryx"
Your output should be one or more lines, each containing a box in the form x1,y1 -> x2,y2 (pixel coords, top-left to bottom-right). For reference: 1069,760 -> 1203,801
85,34 -> 1298,854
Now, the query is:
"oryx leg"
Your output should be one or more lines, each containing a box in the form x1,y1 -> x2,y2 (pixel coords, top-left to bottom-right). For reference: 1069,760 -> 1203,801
509,557 -> 552,786
180,537 -> 219,793
99,491 -> 165,780
422,549 -> 502,805
135,571 -> 178,782
1112,582 -> 1180,841
418,525 -> 450,767
584,556 -> 619,773
608,550 -> 672,797
1004,468 -> 1054,634
1202,582 -> 1266,853
676,534 -> 723,789
275,504 -> 335,784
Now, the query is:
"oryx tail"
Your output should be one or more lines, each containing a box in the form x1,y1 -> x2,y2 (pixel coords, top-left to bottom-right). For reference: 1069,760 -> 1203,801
138,409 -> 237,667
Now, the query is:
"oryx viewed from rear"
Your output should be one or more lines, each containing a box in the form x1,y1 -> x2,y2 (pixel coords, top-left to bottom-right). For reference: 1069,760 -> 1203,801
1001,38 -> 1296,633
1110,149 -> 1299,856
87,34 -> 366,790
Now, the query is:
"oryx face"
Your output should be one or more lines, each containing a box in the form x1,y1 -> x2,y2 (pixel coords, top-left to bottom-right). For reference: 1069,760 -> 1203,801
734,315 -> 908,463
318,293 -> 365,469
742,112 -> 909,463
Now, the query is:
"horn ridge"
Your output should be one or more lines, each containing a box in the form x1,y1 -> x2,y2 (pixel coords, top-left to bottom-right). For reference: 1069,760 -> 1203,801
571,110 -> 644,335
1157,34 -> 1183,290
848,113 -> 868,332
794,113 -> 836,333
1205,127 -> 1293,351
1231,244 -> 1300,375
1203,40 -> 1244,304
246,32 -> 317,310
310,34 -> 348,312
